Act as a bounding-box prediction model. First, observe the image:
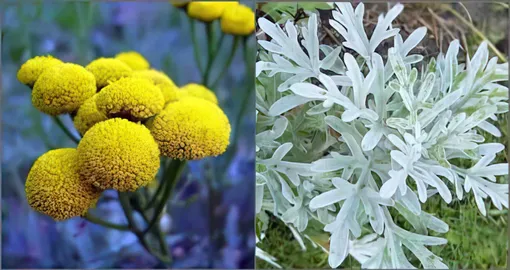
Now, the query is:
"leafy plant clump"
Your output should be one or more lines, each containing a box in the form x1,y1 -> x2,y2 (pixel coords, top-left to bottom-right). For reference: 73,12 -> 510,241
255,2 -> 508,268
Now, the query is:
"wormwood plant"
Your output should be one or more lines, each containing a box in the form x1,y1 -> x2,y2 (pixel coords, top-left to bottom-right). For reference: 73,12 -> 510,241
18,1 -> 254,266
255,2 -> 508,268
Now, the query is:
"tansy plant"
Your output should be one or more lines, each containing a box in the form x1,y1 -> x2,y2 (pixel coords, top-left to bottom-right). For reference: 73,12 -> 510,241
255,2 -> 508,269
18,1 -> 254,266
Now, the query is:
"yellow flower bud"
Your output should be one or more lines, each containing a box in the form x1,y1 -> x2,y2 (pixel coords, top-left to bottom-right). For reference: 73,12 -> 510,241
158,82 -> 180,103
96,77 -> 165,121
130,69 -> 180,103
77,118 -> 161,192
179,83 -> 218,104
187,1 -> 239,22
131,69 -> 174,86
149,97 -> 230,160
115,51 -> 150,71
32,63 -> 96,115
221,4 -> 255,36
73,94 -> 108,135
85,58 -> 132,90
17,55 -> 63,87
25,148 -> 102,221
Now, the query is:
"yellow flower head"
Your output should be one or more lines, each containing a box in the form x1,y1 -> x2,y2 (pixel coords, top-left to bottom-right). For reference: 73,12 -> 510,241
85,58 -> 133,90
25,148 -> 102,221
179,83 -> 218,104
32,63 -> 96,115
170,0 -> 189,8
77,118 -> 160,192
17,55 -> 63,87
158,82 -> 180,103
115,51 -> 150,71
187,1 -> 239,22
149,96 -> 231,160
73,94 -> 108,135
96,77 -> 165,121
132,69 -> 175,86
131,69 -> 180,103
221,4 -> 255,36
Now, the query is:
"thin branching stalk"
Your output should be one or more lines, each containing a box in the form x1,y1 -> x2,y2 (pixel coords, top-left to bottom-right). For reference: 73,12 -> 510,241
132,192 -> 171,260
83,212 -> 130,231
118,191 -> 172,264
220,38 -> 254,175
211,36 -> 240,89
144,159 -> 172,210
143,159 -> 186,235
204,31 -> 226,87
52,115 -> 80,144
189,17 -> 204,75
203,22 -> 216,85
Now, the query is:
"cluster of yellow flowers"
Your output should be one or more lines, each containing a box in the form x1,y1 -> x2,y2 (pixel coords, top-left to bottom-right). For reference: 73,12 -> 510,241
18,52 -> 231,221
171,1 -> 255,36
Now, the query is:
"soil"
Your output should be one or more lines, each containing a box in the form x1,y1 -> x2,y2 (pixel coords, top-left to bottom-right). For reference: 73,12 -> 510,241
256,3 -> 509,62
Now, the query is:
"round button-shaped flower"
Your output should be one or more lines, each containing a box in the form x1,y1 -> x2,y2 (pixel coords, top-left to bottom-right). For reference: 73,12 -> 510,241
77,118 -> 161,192
187,1 -> 238,22
17,55 -> 63,87
25,148 -> 102,221
131,69 -> 175,86
115,51 -> 150,71
149,96 -> 231,160
96,77 -> 165,121
179,83 -> 218,104
158,82 -> 180,103
221,4 -> 255,36
85,58 -> 132,90
131,70 -> 180,103
73,94 -> 108,135
32,63 -> 96,115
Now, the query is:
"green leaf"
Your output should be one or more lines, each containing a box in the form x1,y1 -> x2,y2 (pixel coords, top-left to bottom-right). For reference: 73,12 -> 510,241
260,2 -> 333,22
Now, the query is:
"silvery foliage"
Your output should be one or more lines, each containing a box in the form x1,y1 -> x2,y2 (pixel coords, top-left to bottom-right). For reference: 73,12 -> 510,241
255,2 -> 508,269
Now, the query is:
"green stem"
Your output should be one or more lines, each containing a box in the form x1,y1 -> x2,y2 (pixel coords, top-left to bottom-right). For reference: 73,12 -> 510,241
242,37 -> 255,81
133,192 -> 171,257
143,159 -> 187,235
53,115 -> 80,144
203,22 -> 215,86
220,38 -> 254,173
133,190 -> 147,211
156,223 -> 171,258
83,212 -> 130,231
189,17 -> 204,75
118,192 -> 172,264
213,31 -> 225,57
221,84 -> 252,172
75,1 -> 93,64
144,159 -> 171,210
118,192 -> 140,230
143,179 -> 166,210
203,30 -> 226,87
211,36 -> 240,89
132,192 -> 171,259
